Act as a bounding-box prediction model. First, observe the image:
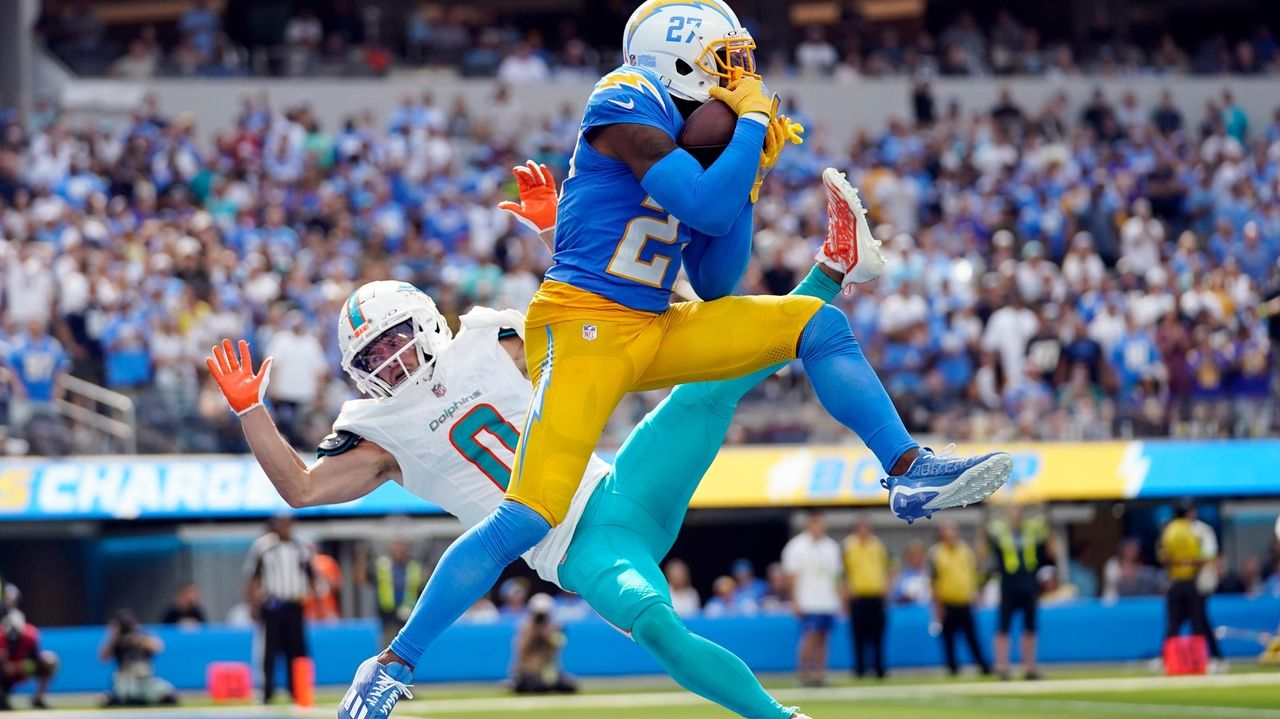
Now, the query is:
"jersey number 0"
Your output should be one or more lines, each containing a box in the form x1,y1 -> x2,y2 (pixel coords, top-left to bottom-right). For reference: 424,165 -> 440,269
448,404 -> 520,490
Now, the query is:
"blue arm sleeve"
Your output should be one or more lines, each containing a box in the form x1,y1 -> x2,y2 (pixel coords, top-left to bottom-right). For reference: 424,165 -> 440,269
681,203 -> 753,300
640,118 -> 766,236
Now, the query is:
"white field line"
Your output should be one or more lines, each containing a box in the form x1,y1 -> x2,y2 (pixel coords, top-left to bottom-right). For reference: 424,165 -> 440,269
10,670 -> 1279,718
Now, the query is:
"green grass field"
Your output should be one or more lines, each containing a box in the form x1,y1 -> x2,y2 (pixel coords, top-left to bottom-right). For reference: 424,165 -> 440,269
387,671 -> 1280,719
14,668 -> 1280,718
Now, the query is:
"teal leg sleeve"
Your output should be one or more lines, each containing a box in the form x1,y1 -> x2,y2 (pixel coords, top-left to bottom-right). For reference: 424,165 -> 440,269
632,603 -> 797,719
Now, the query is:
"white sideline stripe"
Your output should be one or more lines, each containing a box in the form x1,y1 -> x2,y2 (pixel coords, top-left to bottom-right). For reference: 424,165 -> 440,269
911,696 -> 1280,719
385,672 -> 1280,715
9,672 -> 1278,718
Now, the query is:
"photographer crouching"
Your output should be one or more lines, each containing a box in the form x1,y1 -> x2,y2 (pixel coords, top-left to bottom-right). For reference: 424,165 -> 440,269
512,594 -> 577,694
99,610 -> 177,707
1,590 -> 58,711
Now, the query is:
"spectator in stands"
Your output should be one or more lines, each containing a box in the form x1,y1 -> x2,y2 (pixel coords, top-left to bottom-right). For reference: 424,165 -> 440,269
782,511 -> 844,687
987,505 -> 1051,680
891,540 -> 931,605
704,576 -> 758,618
161,582 -> 208,628
263,311 -> 329,448
99,609 -> 175,706
1265,559 -> 1280,597
498,41 -> 551,85
664,559 -> 701,618
761,562 -> 791,613
110,39 -> 159,80
500,578 -> 530,616
511,593 -> 577,694
929,522 -> 991,676
6,319 -> 69,439
284,8 -> 324,75
1103,539 -> 1165,600
179,0 -> 221,59
843,519 -> 889,679
730,559 -> 768,604
795,27 -> 838,77
0,598 -> 57,710
462,598 -> 500,624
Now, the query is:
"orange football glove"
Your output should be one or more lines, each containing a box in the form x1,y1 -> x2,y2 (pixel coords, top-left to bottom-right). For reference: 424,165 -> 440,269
498,160 -> 558,233
206,339 -> 273,416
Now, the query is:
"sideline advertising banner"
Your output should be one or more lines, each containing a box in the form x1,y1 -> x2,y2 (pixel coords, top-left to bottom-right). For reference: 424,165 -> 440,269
1,440 -> 1277,521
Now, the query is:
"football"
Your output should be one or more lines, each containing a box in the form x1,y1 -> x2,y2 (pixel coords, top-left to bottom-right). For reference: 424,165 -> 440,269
677,99 -> 738,168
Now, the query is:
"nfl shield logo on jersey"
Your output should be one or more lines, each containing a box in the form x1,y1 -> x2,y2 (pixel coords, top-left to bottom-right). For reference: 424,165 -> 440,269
432,383 -> 447,397
582,323 -> 597,342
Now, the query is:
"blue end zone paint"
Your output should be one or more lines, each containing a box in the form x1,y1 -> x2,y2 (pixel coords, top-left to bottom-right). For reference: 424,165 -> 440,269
27,595 -> 1280,693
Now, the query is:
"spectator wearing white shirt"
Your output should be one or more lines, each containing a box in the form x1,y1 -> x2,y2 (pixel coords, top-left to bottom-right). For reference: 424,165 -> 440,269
110,39 -> 158,80
1120,198 -> 1164,271
795,27 -> 838,77
879,282 -> 928,337
982,292 -> 1038,387
498,42 -> 551,85
663,559 -> 701,619
781,511 -> 844,687
263,311 -> 329,447
1062,232 -> 1106,291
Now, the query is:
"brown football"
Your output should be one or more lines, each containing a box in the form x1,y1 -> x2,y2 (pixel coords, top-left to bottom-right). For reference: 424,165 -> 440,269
677,99 -> 738,168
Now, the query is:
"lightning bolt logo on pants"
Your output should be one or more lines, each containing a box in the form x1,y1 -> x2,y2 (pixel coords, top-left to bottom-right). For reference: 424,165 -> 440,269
513,325 -> 554,489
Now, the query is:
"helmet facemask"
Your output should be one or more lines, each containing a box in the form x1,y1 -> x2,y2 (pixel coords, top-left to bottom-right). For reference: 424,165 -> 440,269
694,31 -> 758,88
345,312 -> 445,398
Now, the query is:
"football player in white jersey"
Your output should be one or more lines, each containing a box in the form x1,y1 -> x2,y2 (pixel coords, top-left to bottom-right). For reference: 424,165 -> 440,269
206,167 -> 960,719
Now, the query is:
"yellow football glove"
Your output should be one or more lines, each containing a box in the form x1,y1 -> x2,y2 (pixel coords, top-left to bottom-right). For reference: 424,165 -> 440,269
750,113 -> 805,202
708,75 -> 777,120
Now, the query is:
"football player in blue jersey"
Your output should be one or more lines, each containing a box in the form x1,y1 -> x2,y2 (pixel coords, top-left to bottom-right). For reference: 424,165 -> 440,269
341,1 -> 1012,714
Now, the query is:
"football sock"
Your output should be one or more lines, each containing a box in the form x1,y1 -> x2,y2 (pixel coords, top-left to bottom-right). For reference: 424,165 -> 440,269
797,303 -> 919,474
389,499 -> 550,665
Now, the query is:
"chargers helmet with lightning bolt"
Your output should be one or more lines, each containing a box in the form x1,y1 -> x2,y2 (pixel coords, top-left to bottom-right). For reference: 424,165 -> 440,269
622,0 -> 758,104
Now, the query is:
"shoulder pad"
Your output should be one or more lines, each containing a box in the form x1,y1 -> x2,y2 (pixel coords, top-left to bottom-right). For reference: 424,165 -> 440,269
317,430 -> 363,458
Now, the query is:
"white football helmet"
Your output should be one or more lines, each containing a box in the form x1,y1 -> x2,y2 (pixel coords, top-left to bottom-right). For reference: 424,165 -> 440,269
622,0 -> 758,103
338,281 -> 452,398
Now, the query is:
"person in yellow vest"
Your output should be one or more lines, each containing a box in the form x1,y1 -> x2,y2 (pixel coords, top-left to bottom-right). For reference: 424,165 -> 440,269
986,505 -> 1052,680
843,519 -> 889,679
1159,505 -> 1208,650
368,540 -> 424,647
929,522 -> 991,676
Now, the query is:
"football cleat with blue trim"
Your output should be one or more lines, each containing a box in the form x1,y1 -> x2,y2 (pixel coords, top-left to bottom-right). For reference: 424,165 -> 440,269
881,445 -> 1011,524
338,656 -> 414,719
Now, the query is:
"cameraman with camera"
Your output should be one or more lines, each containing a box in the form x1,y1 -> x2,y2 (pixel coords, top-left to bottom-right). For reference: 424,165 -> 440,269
511,594 -> 577,694
1,586 -> 58,711
99,610 -> 177,707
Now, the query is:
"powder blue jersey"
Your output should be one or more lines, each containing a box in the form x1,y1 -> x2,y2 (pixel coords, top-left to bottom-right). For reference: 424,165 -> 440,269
546,66 -> 691,313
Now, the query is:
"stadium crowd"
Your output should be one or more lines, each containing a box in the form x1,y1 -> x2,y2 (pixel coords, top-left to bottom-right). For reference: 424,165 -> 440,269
36,1 -> 1280,80
0,77 -> 1277,454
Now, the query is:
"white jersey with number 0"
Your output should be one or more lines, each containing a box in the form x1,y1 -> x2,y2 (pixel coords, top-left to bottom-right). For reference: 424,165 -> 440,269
331,308 -> 610,586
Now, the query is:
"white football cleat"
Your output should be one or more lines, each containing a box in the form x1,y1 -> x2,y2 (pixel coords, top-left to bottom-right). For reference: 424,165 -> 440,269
816,167 -> 886,288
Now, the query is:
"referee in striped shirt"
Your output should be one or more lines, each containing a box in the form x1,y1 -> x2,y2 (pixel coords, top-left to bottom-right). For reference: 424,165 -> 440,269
244,515 -> 318,703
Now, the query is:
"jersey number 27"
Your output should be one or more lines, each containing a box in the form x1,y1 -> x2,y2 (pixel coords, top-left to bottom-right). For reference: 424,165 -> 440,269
606,195 -> 681,287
